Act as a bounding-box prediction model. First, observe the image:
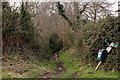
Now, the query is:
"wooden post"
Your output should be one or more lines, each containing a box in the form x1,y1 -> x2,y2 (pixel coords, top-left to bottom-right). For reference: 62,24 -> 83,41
95,61 -> 102,71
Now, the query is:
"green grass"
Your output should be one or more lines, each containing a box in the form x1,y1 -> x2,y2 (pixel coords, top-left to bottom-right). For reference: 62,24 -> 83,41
21,64 -> 44,78
40,59 -> 56,72
21,59 -> 57,78
77,67 -> 118,78
2,70 -> 11,78
2,48 -> 119,78
2,58 -> 57,78
0,69 -> 2,79
55,48 -> 81,78
55,48 -> 119,78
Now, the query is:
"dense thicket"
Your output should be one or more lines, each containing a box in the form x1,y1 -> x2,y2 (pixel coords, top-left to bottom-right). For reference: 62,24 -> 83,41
48,33 -> 63,53
2,2 -> 36,53
75,16 -> 120,71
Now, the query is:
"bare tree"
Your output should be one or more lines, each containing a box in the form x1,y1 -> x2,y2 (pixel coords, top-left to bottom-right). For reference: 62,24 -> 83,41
82,1 -> 114,22
57,2 -> 89,32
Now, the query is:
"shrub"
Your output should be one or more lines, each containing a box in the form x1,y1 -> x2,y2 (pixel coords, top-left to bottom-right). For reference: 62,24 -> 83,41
75,16 -> 119,71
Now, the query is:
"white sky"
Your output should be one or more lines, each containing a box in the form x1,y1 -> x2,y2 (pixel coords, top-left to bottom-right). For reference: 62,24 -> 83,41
8,0 -> 120,16
108,0 -> 119,16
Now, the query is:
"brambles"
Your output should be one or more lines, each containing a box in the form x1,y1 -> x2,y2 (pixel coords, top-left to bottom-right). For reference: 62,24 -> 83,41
75,16 -> 119,71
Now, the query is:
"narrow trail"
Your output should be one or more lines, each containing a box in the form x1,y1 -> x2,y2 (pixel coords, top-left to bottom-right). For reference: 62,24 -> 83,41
42,61 -> 65,78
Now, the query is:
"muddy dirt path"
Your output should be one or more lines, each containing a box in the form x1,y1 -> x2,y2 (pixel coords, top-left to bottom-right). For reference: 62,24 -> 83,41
42,61 -> 65,78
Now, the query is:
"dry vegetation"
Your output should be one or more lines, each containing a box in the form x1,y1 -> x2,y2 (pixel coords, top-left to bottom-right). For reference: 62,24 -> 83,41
1,1 -> 120,78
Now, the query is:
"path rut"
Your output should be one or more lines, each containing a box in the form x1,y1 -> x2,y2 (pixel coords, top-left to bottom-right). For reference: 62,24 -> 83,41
42,61 -> 65,78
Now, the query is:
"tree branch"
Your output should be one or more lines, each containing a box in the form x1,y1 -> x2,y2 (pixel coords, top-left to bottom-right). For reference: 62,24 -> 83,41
57,2 -> 73,26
